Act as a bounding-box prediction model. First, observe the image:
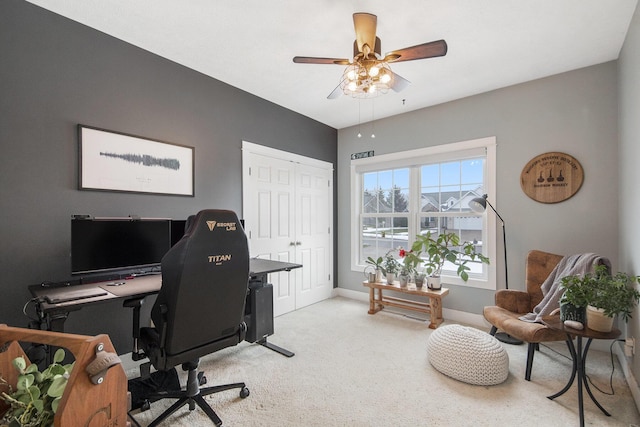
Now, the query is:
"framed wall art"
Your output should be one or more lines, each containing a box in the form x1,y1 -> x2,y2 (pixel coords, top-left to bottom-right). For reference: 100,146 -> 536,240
78,125 -> 194,196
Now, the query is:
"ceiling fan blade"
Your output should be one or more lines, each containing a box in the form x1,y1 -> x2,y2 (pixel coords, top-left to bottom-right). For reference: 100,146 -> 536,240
390,71 -> 411,92
384,39 -> 448,63
327,83 -> 343,99
353,13 -> 377,55
293,56 -> 350,65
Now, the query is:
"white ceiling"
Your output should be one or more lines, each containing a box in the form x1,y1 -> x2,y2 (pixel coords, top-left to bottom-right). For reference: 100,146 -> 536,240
26,0 -> 638,130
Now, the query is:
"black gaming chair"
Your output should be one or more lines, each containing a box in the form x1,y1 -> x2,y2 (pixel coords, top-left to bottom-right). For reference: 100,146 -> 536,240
133,209 -> 250,426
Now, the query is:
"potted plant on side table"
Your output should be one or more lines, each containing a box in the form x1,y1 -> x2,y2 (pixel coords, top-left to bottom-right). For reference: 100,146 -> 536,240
559,271 -> 595,324
411,231 -> 490,290
586,266 -> 640,332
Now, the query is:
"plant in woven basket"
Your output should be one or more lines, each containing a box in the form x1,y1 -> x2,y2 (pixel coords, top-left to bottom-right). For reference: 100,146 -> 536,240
0,348 -> 73,427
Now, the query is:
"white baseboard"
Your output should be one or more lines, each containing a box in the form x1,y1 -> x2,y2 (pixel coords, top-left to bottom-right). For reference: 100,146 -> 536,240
614,343 -> 640,416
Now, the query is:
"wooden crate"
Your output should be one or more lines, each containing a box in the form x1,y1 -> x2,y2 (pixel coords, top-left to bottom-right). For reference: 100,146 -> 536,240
0,324 -> 128,426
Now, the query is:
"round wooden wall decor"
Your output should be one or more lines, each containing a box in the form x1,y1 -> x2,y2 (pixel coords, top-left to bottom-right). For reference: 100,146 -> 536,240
520,152 -> 584,203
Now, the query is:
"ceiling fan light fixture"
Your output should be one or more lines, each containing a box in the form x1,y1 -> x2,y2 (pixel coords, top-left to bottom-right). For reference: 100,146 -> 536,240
340,60 -> 392,98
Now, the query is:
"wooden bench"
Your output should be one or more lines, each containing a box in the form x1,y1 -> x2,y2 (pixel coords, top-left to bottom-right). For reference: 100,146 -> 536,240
362,281 -> 449,329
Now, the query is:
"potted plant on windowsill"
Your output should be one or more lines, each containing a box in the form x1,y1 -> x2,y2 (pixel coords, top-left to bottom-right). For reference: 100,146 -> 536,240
410,231 -> 490,290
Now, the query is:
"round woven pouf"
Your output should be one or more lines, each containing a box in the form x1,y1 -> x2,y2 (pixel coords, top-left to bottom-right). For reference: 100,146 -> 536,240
427,324 -> 509,385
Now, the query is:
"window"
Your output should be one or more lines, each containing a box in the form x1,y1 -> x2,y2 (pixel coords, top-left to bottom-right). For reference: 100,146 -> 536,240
351,137 -> 497,289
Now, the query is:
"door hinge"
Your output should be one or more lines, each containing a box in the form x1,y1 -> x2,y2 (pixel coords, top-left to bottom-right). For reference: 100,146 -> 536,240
249,230 -> 251,239
248,167 -> 251,176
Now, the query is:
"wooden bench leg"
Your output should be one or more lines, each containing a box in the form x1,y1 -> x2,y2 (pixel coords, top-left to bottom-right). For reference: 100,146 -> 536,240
428,296 -> 444,329
367,286 -> 376,314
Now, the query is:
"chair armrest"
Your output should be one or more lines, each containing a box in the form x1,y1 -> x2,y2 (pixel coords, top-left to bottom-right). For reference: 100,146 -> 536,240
494,289 -> 532,313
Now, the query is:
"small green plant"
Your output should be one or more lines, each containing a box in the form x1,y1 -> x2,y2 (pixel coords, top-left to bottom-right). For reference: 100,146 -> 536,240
365,256 -> 385,272
560,269 -> 599,308
411,231 -> 489,282
381,250 -> 400,275
399,248 -> 422,276
1,348 -> 73,427
591,268 -> 640,322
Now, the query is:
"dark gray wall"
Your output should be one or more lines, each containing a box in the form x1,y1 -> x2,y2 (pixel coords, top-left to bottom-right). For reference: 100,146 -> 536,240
0,0 -> 337,352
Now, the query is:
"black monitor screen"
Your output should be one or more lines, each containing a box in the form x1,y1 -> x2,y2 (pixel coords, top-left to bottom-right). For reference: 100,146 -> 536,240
71,219 -> 172,275
170,219 -> 187,246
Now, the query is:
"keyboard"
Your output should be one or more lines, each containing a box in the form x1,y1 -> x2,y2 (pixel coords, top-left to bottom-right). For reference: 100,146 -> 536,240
44,288 -> 108,304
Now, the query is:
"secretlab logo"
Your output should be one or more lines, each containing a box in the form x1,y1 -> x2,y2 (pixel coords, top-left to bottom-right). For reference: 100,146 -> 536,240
206,220 -> 237,231
208,254 -> 232,265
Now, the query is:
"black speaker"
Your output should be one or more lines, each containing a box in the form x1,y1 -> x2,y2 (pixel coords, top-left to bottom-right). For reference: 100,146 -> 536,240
245,281 -> 274,343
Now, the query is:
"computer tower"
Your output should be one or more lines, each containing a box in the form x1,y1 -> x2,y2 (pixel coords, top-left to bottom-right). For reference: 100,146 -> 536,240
245,280 -> 274,343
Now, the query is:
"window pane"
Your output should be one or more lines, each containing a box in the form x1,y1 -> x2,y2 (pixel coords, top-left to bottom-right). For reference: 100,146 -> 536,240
441,162 -> 460,186
421,188 -> 441,212
391,187 -> 409,212
461,158 -> 484,185
363,172 -> 377,192
360,216 -> 408,262
393,168 -> 409,187
421,164 -> 439,187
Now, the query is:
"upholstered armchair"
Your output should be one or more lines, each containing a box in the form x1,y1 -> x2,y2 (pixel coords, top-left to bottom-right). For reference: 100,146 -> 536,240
483,250 -> 568,381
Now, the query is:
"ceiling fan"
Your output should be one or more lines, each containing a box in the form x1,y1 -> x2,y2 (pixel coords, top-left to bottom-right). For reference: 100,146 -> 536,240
293,12 -> 447,99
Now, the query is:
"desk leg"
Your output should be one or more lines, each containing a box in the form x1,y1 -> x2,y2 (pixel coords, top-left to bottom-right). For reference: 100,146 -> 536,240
427,296 -> 443,329
257,338 -> 295,358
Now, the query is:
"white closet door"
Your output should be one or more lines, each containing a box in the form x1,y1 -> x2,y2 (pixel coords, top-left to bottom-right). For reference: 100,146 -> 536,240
294,164 -> 332,308
244,152 -> 296,316
243,142 -> 333,316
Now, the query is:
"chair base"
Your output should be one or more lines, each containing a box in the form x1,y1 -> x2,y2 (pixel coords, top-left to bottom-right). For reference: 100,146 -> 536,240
136,362 -> 249,427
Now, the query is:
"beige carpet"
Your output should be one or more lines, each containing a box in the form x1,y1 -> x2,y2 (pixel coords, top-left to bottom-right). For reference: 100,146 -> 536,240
129,297 -> 640,426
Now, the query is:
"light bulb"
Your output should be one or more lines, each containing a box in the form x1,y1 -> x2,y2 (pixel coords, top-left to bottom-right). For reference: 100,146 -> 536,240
368,65 -> 379,77
371,133 -> 376,138
369,84 -> 376,93
357,132 -> 362,138
348,81 -> 357,91
347,69 -> 356,80
380,72 -> 391,84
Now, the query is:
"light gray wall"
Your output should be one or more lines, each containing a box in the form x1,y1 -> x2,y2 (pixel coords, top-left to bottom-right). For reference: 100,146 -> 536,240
337,62 -> 619,315
619,2 -> 640,394
0,0 -> 336,352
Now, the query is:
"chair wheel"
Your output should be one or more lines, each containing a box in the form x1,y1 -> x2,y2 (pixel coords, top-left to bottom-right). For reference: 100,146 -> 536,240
240,387 -> 250,398
141,399 -> 151,411
197,371 -> 207,385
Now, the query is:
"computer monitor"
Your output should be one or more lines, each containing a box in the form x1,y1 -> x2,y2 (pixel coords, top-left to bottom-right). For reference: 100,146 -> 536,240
71,218 -> 172,275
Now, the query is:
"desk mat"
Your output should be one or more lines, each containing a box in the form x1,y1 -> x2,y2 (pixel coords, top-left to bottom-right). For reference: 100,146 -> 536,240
98,275 -> 161,297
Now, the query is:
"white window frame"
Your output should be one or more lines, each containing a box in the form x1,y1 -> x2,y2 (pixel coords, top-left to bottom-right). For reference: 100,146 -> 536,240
350,136 -> 497,290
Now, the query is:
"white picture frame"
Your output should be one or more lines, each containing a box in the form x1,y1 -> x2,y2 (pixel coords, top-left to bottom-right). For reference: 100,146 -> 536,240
78,125 -> 194,196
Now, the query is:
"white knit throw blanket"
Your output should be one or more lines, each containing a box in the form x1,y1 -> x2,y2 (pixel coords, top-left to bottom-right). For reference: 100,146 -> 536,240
519,253 -> 611,324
